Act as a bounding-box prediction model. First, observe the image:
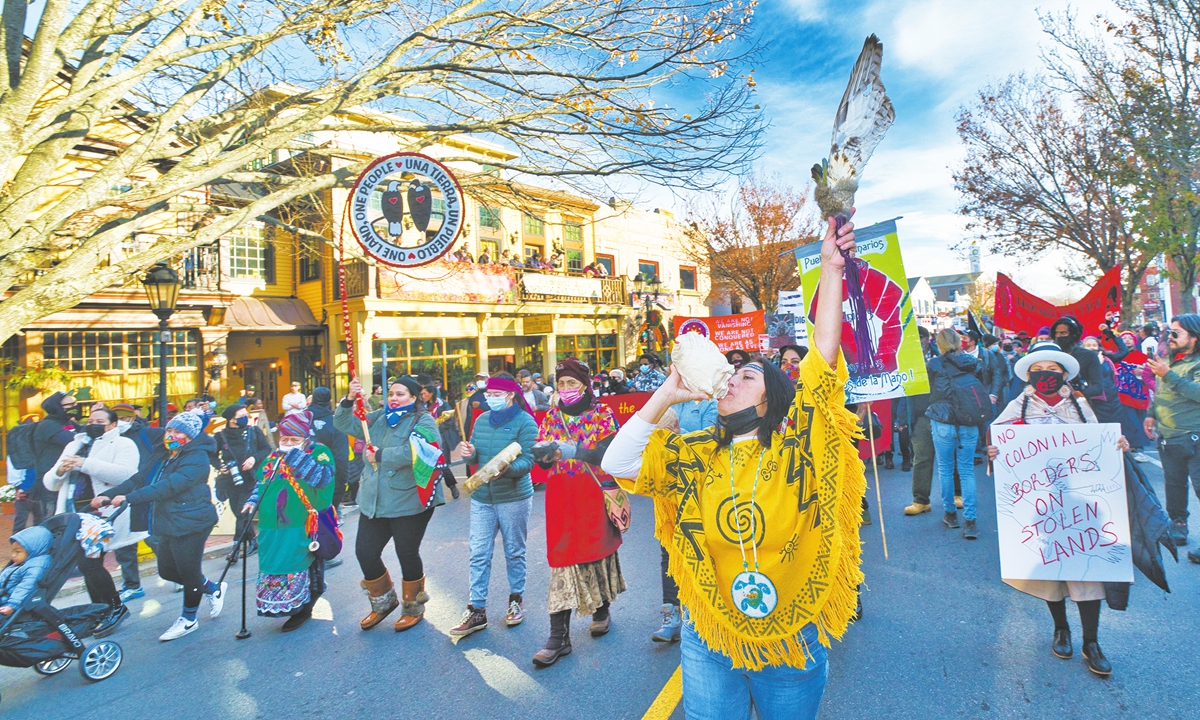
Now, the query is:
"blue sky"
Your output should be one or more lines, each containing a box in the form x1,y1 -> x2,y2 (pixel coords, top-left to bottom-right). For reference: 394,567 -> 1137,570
676,0 -> 1119,297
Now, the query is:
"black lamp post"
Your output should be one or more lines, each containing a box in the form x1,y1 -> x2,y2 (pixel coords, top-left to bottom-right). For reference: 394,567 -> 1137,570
142,263 -> 181,424
630,273 -> 663,353
204,344 -> 228,394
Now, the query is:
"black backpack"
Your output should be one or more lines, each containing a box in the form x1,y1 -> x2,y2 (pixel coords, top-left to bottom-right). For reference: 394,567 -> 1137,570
944,365 -> 991,426
6,420 -> 39,470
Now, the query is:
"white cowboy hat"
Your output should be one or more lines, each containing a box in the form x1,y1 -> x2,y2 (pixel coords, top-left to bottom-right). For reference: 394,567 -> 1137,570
1013,341 -> 1080,381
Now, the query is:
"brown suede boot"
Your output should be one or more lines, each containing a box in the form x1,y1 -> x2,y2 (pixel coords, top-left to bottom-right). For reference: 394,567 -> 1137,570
360,571 -> 399,631
394,577 -> 426,632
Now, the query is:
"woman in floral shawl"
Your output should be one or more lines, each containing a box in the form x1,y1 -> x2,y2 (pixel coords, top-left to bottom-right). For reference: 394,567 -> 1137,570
242,411 -> 335,632
529,356 -> 624,667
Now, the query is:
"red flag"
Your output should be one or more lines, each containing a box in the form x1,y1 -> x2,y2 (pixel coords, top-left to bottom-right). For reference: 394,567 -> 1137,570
993,266 -> 1122,336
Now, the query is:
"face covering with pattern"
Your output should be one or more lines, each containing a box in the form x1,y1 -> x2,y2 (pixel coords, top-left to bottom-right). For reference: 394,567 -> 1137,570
1029,370 -> 1066,396
164,436 -> 187,451
385,403 -> 415,427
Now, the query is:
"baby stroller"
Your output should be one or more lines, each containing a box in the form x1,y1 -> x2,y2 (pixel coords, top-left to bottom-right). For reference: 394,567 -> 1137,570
0,506 -> 127,704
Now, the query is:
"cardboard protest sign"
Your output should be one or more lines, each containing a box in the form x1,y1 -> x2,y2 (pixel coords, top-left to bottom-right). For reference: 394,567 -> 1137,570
793,219 -> 929,404
991,423 -> 1133,583
673,311 -> 766,354
777,291 -> 809,345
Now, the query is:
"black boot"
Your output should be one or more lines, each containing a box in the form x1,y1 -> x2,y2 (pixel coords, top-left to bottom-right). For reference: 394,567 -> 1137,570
282,603 -> 314,632
1052,628 -> 1072,659
532,610 -> 573,667
1082,641 -> 1112,676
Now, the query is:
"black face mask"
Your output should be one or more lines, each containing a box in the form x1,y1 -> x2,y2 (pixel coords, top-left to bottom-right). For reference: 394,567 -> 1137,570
1053,336 -> 1074,351
718,403 -> 765,436
85,424 -> 107,439
1029,370 -> 1066,396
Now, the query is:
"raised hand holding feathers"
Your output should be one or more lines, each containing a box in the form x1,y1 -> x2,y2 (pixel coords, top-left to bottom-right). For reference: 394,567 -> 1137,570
812,34 -> 895,221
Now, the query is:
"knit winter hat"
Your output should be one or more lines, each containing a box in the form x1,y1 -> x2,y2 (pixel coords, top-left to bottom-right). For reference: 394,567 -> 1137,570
554,357 -> 591,386
312,387 -> 332,406
221,404 -> 245,421
392,376 -> 422,398
166,411 -> 204,439
278,411 -> 311,438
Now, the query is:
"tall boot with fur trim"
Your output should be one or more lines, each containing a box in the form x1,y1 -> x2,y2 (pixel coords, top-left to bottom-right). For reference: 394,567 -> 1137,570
394,577 -> 426,632
360,571 -> 399,630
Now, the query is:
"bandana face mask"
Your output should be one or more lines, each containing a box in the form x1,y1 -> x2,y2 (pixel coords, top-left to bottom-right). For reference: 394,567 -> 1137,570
164,436 -> 187,451
1029,370 -> 1066,396
385,403 -> 414,427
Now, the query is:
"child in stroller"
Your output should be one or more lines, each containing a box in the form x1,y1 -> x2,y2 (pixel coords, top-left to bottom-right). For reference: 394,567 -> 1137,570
0,509 -> 126,704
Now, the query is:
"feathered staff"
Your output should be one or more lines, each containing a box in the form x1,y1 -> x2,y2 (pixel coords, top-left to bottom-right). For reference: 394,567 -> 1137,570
811,34 -> 895,371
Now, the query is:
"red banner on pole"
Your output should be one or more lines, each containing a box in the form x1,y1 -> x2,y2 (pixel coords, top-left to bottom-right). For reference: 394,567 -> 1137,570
672,311 -> 766,353
994,266 -> 1122,336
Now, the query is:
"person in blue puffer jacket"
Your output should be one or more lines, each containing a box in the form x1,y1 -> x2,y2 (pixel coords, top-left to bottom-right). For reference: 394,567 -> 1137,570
449,373 -> 537,638
0,526 -> 54,616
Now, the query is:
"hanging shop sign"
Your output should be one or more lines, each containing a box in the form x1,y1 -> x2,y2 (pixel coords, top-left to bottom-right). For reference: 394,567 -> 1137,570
349,152 -> 465,268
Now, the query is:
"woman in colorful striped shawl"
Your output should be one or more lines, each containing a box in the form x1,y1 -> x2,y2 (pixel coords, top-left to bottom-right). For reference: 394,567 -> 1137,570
601,219 -> 862,720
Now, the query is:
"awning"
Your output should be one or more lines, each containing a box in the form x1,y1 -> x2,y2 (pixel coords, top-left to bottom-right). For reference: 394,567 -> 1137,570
226,296 -> 321,332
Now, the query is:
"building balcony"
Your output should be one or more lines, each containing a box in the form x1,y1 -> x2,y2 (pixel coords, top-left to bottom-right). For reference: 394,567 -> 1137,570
369,260 -> 628,307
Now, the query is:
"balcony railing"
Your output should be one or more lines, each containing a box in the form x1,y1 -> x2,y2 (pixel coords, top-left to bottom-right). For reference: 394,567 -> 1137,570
516,270 -> 626,305
179,243 -> 221,291
372,260 -> 628,306
345,261 -> 370,299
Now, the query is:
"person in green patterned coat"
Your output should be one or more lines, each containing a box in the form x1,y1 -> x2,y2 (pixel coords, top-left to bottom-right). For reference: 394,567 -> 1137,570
241,411 -> 335,632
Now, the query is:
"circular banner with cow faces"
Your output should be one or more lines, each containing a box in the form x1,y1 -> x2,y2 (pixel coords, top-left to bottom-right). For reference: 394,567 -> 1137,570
349,152 -> 465,267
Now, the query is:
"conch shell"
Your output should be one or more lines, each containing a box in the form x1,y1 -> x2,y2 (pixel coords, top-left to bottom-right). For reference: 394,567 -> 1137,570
672,333 -> 735,399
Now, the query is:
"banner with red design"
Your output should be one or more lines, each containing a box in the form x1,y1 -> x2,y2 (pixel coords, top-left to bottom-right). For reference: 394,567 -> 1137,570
993,266 -> 1122,336
672,311 -> 766,353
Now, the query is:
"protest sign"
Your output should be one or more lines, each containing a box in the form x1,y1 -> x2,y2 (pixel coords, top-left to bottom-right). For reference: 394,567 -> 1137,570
994,266 -> 1122,337
794,219 -> 930,404
776,291 -> 809,345
765,313 -> 796,350
991,423 -> 1132,583
673,310 -> 766,354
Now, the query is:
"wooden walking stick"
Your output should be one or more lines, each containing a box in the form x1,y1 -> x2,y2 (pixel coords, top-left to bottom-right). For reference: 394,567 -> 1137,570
866,402 -> 889,560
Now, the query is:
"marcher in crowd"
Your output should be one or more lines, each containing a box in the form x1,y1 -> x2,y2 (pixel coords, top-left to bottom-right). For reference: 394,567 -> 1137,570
8,416 -> 43,534
631,353 -> 667,393
309,387 -> 353,518
528,357 -> 625,667
1145,314 -> 1200,558
335,376 -> 446,632
95,411 -> 226,642
925,329 -> 983,539
904,327 -> 936,516
450,373 -> 538,637
600,218 -> 863,719
212,404 -> 272,561
238,384 -> 258,406
0,526 -> 53,616
249,397 -> 276,450
1141,323 -> 1160,357
987,340 -> 1130,676
778,344 -> 807,384
724,348 -> 752,369
1050,317 -> 1106,405
32,391 -> 81,522
599,368 -> 630,396
44,406 -> 141,637
518,369 -> 551,410
241,412 -> 336,632
421,384 -> 462,500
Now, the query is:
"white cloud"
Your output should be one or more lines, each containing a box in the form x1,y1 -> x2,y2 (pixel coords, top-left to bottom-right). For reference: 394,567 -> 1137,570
783,0 -> 827,22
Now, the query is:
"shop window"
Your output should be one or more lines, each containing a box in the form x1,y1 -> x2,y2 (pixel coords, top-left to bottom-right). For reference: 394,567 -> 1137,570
372,337 -> 478,402
228,224 -> 274,282
42,330 -> 197,372
299,234 -> 322,282
679,266 -> 697,291
555,333 -> 617,373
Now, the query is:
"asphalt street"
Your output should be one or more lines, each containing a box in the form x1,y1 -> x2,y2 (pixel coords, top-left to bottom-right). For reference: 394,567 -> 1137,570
2,454 -> 1198,720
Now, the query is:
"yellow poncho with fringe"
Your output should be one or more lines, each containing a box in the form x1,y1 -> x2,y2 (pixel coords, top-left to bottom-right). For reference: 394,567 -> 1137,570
620,349 -> 866,671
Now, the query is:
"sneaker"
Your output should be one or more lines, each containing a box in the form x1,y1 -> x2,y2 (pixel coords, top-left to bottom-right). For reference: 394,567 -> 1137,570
962,519 -> 979,540
172,583 -> 183,593
954,495 -> 964,510
1188,548 -> 1200,564
119,586 -> 145,603
861,504 -> 873,526
903,502 -> 931,516
1130,451 -> 1151,463
449,605 -> 488,637
93,604 -> 129,638
1169,520 -> 1188,547
943,511 -> 960,529
159,617 -> 198,641
207,581 -> 228,619
505,595 -> 524,627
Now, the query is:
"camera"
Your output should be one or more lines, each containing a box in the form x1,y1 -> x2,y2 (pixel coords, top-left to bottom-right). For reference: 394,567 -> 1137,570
224,460 -> 245,486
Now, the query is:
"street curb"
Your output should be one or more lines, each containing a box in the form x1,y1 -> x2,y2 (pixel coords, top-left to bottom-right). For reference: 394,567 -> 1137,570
57,505 -> 361,598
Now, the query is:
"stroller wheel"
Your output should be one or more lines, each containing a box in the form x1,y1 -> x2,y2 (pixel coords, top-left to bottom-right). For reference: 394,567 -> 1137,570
79,641 -> 122,682
33,657 -> 72,675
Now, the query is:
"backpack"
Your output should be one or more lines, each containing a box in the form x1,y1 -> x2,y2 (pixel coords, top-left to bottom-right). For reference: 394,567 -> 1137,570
944,365 -> 991,426
6,420 -> 39,471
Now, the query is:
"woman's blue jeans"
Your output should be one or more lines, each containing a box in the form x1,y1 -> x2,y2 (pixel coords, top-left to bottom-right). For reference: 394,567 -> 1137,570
680,619 -> 828,720
931,420 -> 979,520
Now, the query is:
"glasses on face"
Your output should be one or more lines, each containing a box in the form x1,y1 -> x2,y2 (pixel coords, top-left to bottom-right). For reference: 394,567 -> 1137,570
483,391 -> 508,399
1171,330 -> 1186,339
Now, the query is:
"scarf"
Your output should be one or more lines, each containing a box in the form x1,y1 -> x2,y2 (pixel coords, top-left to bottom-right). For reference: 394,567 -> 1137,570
385,402 -> 414,427
628,350 -> 865,671
488,403 -> 522,427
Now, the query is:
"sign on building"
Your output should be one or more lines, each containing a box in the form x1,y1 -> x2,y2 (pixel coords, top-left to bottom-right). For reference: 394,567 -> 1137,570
350,152 -> 464,267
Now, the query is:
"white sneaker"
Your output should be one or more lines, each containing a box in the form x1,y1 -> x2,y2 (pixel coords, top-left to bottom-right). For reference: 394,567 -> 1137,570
172,583 -> 183,593
159,617 -> 198,641
1131,451 -> 1151,463
208,581 -> 228,619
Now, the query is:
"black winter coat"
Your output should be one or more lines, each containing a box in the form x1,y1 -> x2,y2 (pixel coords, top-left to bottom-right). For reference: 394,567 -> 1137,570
32,392 -> 79,501
119,422 -> 162,534
210,426 -> 272,477
925,351 -> 984,426
117,432 -> 218,537
309,404 -> 350,488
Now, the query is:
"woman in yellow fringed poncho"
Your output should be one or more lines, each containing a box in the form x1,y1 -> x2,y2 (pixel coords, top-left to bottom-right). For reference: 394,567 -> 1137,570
601,219 -> 865,720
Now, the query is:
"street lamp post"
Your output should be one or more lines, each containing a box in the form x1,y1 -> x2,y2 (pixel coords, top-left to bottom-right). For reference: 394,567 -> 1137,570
142,263 -> 181,425
630,273 -> 663,354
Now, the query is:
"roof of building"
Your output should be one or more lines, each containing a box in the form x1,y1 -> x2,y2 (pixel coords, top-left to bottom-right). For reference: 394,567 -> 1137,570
226,296 -> 321,332
923,272 -> 981,288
